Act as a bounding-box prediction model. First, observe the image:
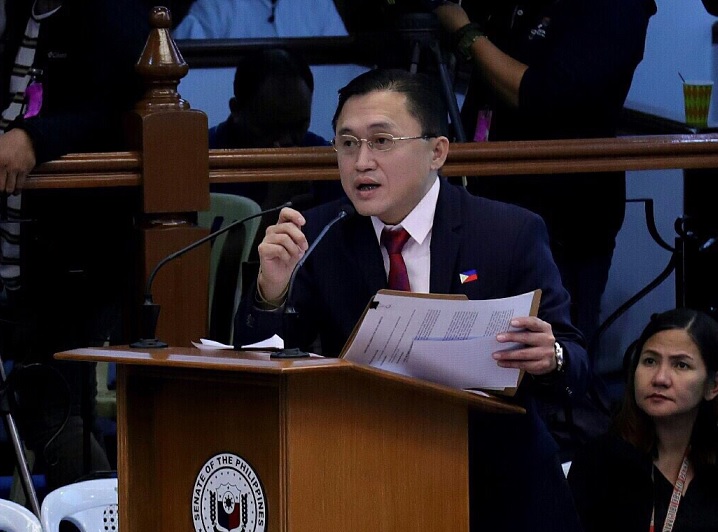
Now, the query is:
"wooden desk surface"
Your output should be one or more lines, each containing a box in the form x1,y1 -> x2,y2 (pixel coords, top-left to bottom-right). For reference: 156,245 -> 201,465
57,345 -> 524,415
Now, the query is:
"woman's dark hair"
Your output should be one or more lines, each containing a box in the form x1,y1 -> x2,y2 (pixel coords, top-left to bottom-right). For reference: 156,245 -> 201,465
331,68 -> 449,137
615,307 -> 718,466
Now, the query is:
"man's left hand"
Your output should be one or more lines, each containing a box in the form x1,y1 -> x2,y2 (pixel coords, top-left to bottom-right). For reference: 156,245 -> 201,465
493,316 -> 558,376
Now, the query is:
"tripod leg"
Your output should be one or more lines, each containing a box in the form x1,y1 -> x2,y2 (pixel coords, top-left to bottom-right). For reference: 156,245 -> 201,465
409,41 -> 421,74
428,40 -> 468,187
429,40 -> 466,143
0,357 -> 41,517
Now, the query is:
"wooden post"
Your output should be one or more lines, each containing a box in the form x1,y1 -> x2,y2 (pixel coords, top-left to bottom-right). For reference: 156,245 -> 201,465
127,6 -> 210,346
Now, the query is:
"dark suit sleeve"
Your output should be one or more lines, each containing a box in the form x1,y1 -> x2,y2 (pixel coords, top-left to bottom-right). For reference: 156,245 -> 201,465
10,0 -> 150,163
233,281 -> 287,348
500,202 -> 591,402
233,203 -> 341,351
234,202 -> 380,354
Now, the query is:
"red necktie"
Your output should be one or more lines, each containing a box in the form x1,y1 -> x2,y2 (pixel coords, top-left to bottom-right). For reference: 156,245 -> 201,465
381,227 -> 411,291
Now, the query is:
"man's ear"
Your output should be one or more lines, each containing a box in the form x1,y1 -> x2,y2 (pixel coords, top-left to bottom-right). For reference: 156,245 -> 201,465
429,136 -> 450,170
704,372 -> 718,402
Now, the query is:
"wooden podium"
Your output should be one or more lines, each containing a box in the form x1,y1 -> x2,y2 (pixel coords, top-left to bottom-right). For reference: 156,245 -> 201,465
56,346 -> 523,532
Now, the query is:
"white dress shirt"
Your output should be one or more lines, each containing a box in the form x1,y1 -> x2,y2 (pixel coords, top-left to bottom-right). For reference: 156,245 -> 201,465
371,177 -> 440,294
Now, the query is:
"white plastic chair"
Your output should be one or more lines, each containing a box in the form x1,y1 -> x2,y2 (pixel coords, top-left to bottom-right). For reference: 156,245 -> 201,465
0,498 -> 42,532
40,478 -> 118,532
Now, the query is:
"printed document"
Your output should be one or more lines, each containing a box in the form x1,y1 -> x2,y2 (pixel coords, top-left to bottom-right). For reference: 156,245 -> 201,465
340,289 -> 541,395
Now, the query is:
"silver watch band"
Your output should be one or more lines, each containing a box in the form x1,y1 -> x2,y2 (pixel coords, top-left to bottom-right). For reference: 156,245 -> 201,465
554,341 -> 565,373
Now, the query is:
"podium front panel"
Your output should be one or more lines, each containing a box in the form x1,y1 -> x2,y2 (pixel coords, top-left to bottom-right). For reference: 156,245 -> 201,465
118,366 -> 282,531
285,371 -> 469,531
116,362 -> 470,531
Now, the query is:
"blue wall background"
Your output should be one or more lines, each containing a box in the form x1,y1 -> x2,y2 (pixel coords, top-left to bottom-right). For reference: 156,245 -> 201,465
597,0 -> 716,376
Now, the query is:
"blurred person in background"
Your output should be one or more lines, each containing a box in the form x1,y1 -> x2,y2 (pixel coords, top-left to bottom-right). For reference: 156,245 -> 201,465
209,47 -> 345,262
0,0 -> 149,491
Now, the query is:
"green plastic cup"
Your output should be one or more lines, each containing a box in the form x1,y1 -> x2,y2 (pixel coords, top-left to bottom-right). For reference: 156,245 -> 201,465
684,81 -> 713,128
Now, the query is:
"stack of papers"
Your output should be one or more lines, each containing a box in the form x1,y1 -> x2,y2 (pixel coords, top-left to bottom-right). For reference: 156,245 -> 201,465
192,335 -> 284,351
340,289 -> 541,396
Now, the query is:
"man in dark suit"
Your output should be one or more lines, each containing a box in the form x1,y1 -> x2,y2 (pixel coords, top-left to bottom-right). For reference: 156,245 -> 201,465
235,68 -> 588,531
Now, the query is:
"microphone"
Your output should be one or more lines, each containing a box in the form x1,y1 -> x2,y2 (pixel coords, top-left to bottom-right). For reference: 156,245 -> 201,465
130,195 -> 314,349
271,203 -> 356,359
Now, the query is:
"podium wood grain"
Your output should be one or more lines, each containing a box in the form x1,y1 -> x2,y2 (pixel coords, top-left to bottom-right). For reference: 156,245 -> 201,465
57,346 -> 523,531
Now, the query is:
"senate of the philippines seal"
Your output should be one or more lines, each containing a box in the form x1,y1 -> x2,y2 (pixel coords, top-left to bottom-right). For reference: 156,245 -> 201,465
192,453 -> 267,532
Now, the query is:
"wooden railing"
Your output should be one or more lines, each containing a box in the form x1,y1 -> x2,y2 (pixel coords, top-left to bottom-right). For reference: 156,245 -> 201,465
213,134 -> 718,180
26,7 -> 718,347
29,133 -> 718,190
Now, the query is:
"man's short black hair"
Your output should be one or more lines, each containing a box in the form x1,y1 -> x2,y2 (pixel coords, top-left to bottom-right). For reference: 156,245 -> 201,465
331,68 -> 448,137
233,47 -> 314,105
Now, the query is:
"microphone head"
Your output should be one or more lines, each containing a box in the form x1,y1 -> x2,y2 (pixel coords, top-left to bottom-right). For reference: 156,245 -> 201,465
340,203 -> 356,218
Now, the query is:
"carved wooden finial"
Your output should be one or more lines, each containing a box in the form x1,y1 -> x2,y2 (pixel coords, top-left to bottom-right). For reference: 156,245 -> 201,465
134,6 -> 191,112
150,4 -> 172,29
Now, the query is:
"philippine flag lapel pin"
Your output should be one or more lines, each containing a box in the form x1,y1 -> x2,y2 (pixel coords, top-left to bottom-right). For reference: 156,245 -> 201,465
459,269 -> 478,284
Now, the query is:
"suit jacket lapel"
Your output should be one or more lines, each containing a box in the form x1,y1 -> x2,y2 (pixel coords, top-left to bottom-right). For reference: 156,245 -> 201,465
430,181 -> 462,294
343,215 -> 386,295
340,180 -> 464,296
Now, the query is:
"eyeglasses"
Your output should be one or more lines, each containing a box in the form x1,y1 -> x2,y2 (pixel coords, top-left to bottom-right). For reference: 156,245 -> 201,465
331,133 -> 435,155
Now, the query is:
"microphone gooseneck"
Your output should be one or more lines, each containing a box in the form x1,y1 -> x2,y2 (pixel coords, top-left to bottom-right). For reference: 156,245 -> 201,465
130,199 -> 299,349
272,204 -> 356,359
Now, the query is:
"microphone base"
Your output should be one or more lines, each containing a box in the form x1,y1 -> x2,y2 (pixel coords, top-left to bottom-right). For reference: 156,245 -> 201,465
270,347 -> 311,359
129,338 -> 169,349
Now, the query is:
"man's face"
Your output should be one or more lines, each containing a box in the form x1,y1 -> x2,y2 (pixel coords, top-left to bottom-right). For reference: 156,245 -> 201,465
333,90 -> 448,225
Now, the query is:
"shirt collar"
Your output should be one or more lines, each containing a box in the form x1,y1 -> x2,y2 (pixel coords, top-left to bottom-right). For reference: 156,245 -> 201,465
371,177 -> 440,244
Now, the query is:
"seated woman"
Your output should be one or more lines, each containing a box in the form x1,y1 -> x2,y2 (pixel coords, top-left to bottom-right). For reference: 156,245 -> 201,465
568,307 -> 718,531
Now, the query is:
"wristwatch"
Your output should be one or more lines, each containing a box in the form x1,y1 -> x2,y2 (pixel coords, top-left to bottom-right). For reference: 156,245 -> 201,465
553,342 -> 565,373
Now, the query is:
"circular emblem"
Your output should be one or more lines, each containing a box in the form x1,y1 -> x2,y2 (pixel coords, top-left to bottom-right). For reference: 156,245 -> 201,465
192,453 -> 267,532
